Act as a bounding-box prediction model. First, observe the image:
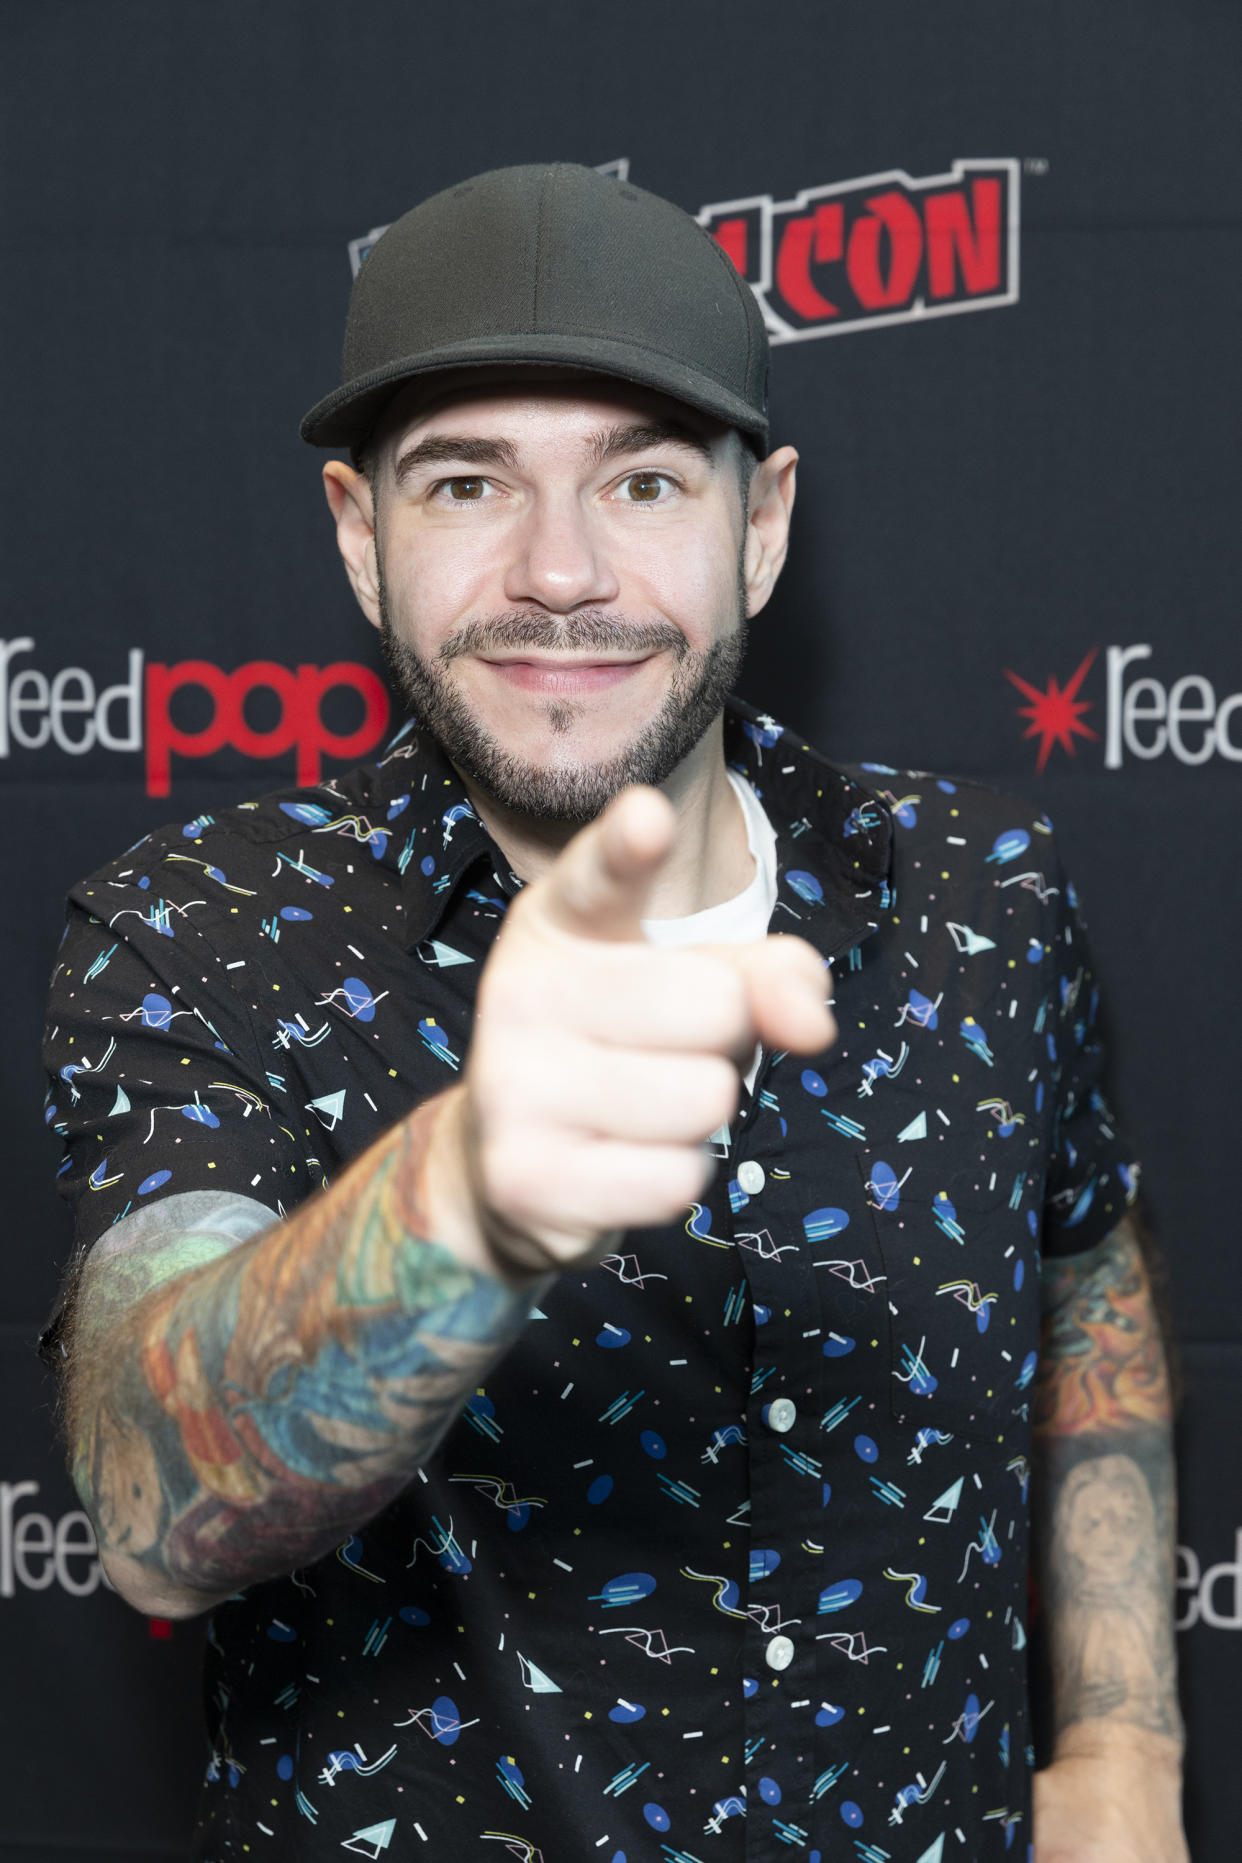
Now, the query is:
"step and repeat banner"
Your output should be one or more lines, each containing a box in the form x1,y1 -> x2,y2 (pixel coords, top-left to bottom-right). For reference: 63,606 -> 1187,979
3,4 -> 1239,1859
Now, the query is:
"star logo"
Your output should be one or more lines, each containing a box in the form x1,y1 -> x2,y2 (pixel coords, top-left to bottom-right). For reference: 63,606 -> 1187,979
1003,650 -> 1099,772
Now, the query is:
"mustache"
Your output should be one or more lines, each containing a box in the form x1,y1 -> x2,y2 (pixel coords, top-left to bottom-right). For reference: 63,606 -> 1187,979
438,610 -> 689,663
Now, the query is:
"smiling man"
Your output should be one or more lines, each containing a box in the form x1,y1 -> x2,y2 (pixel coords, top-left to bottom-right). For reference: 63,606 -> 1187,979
43,164 -> 1185,1860
342,369 -> 766,852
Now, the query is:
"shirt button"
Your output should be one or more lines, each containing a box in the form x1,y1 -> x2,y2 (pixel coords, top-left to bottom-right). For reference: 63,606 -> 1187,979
767,1397 -> 797,1434
737,1160 -> 766,1196
765,1634 -> 795,1671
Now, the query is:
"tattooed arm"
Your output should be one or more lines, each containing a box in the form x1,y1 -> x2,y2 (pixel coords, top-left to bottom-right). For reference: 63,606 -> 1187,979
65,1090 -> 550,1620
63,789 -> 830,1621
1030,1212 -> 1187,1861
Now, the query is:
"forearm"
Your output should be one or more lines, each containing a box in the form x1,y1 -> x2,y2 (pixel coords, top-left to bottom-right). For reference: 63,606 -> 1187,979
66,1092 -> 548,1615
1032,1215 -> 1182,1761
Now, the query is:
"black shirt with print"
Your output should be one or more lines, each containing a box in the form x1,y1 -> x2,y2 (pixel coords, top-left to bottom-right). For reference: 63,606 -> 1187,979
44,698 -> 1136,1861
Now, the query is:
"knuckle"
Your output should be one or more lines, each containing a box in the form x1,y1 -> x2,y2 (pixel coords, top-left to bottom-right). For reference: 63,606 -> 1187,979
692,957 -> 748,1044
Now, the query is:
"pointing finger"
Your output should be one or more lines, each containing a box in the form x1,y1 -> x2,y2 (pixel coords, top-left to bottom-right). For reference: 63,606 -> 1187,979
718,936 -> 836,1056
533,785 -> 677,943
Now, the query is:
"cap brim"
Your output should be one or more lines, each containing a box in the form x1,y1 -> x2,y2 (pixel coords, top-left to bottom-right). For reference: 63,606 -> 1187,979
300,331 -> 768,453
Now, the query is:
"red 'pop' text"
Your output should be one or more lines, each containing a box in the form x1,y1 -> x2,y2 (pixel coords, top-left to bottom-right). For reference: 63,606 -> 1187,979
0,638 -> 391,795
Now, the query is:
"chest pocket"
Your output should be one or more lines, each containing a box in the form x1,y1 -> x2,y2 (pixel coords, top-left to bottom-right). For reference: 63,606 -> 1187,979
856,1156 -> 1044,1442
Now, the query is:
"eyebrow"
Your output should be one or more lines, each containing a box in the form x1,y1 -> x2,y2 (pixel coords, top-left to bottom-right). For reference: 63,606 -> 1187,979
393,434 -> 520,486
585,420 -> 717,470
391,418 -> 717,489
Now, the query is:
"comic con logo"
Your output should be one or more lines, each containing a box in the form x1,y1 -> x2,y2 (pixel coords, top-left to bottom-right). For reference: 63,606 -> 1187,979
0,638 -> 389,797
351,156 -> 1020,341
1005,645 -> 1242,770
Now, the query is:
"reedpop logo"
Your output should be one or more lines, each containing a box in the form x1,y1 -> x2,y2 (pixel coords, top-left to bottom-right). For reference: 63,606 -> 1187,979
0,638 -> 390,796
1,1479 -> 106,1598
0,1478 -> 176,1636
1005,645 -> 1242,771
1178,1532 -> 1242,1630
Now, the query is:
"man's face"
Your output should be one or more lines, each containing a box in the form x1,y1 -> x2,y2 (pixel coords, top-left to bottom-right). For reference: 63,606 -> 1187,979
361,374 -> 757,824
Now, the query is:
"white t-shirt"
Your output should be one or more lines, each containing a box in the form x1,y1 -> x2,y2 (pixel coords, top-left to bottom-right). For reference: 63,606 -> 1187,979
641,770 -> 777,1092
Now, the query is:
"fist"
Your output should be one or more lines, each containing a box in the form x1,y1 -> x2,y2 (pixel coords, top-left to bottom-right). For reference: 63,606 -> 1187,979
442,786 -> 835,1277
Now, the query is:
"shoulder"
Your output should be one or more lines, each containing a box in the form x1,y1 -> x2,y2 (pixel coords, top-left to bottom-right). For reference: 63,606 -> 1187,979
837,759 -> 1074,902
727,700 -> 1069,908
839,764 -> 1074,946
836,759 -> 1057,854
69,759 -> 404,912
729,699 -> 1056,852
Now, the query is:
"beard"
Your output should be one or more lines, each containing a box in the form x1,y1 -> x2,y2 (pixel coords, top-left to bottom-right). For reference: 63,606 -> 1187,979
376,566 -> 749,826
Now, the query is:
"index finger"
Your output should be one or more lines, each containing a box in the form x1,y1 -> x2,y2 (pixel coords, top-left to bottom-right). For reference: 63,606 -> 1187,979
533,785 -> 676,943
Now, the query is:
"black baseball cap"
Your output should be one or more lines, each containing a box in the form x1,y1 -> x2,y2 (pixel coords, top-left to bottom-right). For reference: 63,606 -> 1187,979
300,163 -> 770,459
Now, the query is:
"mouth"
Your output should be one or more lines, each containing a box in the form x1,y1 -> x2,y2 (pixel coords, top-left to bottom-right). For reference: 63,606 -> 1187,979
477,654 -> 657,695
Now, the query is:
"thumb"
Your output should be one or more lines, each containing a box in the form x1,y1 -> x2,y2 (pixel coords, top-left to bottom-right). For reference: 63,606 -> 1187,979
534,785 -> 677,943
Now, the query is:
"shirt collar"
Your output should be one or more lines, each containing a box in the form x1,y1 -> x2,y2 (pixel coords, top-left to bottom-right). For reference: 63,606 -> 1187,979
722,696 -> 894,963
371,699 -> 894,957
362,720 -> 516,948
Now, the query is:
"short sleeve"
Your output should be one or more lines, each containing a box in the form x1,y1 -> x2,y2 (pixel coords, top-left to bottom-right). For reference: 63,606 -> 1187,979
43,885 -> 319,1264
1040,855 -> 1141,1258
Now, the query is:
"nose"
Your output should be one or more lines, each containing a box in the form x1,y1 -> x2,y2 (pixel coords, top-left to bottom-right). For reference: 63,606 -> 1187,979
503,491 -> 620,613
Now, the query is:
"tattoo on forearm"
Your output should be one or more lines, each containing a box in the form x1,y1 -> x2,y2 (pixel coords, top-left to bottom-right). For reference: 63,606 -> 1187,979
1033,1215 -> 1181,1746
66,1101 -> 538,1601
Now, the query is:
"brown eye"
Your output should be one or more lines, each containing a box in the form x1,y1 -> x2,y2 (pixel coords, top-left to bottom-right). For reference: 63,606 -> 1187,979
625,472 -> 666,502
447,478 -> 486,500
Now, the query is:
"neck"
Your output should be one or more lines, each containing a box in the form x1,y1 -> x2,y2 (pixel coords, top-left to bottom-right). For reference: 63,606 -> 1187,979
459,714 -> 755,919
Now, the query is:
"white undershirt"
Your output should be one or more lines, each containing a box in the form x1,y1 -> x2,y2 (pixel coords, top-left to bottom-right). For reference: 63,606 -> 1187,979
641,769 -> 777,1092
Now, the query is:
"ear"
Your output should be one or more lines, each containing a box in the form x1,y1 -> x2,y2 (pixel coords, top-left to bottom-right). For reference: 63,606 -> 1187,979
742,445 -> 798,619
322,461 -> 382,629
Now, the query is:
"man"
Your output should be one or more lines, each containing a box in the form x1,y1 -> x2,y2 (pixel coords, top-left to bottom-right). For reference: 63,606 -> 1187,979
43,164 -> 1185,1859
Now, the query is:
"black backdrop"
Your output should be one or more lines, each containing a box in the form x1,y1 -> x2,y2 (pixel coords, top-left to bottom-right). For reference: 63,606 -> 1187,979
3,5 -> 1240,1858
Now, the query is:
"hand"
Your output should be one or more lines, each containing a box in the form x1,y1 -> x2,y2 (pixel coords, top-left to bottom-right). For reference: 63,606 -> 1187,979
427,784 -> 835,1278
1033,1746 -> 1188,1863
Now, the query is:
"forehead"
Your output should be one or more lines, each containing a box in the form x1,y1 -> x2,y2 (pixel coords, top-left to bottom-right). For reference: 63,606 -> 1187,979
374,366 -> 726,458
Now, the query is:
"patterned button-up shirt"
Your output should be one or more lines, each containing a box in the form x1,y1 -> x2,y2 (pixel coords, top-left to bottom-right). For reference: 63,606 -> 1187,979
44,698 -> 1136,1862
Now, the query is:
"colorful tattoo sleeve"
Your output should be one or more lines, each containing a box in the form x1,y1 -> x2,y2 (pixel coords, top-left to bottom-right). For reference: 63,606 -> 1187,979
65,1100 -> 546,1611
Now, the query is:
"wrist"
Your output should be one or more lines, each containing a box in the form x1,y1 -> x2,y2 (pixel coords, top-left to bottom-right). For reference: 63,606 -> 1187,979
409,1088 -> 553,1292
1052,1716 -> 1185,1779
